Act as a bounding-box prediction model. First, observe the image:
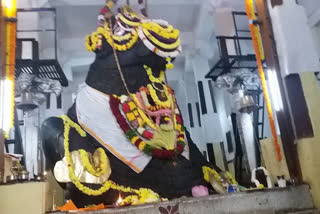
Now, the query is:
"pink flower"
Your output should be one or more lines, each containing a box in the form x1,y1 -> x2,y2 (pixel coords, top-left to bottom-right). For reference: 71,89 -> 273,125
192,185 -> 209,197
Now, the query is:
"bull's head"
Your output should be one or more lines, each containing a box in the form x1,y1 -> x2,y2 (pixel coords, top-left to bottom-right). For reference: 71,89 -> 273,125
85,9 -> 181,96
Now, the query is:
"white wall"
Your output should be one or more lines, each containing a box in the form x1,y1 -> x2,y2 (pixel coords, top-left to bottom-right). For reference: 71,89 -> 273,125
303,2 -> 320,93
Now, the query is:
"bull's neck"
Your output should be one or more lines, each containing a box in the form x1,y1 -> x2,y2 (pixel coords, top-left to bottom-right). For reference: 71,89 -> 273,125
85,64 -> 163,96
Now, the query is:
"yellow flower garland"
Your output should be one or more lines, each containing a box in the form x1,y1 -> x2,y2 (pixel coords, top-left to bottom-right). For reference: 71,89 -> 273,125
144,65 -> 165,83
144,65 -> 172,108
117,13 -> 141,27
59,115 -> 161,201
86,27 -> 138,52
141,22 -> 179,39
142,27 -> 181,50
79,148 -> 106,177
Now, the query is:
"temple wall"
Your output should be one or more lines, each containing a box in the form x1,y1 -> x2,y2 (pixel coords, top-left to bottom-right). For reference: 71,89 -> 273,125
297,72 -> 320,208
265,1 -> 320,208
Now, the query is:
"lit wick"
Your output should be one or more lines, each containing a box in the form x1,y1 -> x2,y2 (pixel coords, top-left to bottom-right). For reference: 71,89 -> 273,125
116,193 -> 123,206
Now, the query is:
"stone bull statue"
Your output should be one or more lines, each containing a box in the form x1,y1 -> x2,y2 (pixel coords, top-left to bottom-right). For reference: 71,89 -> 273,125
41,10 -> 225,207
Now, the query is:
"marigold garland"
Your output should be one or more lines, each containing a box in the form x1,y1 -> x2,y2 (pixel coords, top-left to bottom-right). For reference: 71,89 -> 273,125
59,115 -> 162,201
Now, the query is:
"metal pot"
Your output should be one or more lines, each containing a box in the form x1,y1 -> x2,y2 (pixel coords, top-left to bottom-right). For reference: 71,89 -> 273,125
6,175 -> 17,183
18,170 -> 29,181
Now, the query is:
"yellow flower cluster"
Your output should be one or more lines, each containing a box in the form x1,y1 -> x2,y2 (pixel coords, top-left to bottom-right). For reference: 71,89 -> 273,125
86,27 -> 138,52
126,112 -> 136,122
79,148 -> 106,177
122,195 -> 139,205
60,115 -> 161,202
202,166 -> 222,184
166,58 -> 174,70
141,22 -> 180,39
121,188 -> 164,206
86,34 -> 98,52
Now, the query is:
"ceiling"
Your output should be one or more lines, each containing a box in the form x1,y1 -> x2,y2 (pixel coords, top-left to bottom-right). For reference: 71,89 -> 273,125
148,4 -> 200,32
53,0 -> 201,39
210,0 -> 245,10
56,5 -> 100,39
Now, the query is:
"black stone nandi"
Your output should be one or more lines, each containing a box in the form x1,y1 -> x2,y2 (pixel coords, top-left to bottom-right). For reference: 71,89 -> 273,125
41,12 -> 219,207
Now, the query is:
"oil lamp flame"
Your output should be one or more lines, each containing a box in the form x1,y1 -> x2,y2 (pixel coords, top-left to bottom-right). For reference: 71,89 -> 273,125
116,194 -> 123,206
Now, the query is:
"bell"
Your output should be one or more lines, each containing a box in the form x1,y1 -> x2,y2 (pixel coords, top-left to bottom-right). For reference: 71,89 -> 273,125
239,94 -> 255,113
16,92 -> 38,111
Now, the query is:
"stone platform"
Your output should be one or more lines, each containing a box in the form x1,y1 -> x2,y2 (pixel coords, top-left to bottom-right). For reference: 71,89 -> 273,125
52,185 -> 319,214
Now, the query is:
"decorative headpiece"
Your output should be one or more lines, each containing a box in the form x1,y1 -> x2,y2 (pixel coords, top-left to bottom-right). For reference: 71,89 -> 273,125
93,5 -> 182,59
138,20 -> 182,58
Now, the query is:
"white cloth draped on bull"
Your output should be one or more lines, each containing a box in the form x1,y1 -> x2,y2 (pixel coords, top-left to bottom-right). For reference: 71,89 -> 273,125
75,84 -> 189,173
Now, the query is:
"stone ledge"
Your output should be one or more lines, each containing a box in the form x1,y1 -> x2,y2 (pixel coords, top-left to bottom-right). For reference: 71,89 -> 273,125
51,185 -> 315,214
